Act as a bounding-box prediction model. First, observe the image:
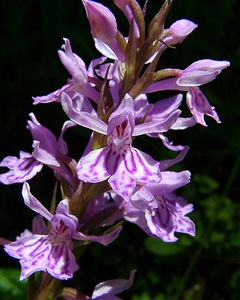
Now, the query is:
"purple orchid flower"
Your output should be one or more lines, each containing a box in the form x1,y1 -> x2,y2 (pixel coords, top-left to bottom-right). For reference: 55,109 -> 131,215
0,113 -> 76,185
4,183 -> 79,280
120,170 -> 195,242
145,59 -> 230,125
27,113 -> 76,184
4,183 -> 122,280
33,38 -> 99,104
76,95 -> 161,198
62,92 -> 181,198
0,151 -> 43,185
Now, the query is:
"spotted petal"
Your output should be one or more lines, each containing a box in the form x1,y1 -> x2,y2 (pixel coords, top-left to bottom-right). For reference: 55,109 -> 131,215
77,147 -> 114,183
0,151 -> 43,185
109,147 -> 161,198
5,234 -> 78,280
186,87 -> 220,126
145,193 -> 195,242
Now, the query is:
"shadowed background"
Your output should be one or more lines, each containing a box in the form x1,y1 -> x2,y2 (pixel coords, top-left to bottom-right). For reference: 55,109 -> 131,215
0,1 -> 239,299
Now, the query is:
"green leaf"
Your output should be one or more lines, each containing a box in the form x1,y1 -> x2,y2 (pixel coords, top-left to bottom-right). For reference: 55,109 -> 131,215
0,268 -> 27,300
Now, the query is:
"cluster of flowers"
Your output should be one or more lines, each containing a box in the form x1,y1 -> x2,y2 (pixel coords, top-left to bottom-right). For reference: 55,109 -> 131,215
0,0 -> 229,298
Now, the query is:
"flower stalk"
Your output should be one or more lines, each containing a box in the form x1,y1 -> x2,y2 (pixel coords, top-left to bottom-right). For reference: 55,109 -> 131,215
0,0 -> 229,298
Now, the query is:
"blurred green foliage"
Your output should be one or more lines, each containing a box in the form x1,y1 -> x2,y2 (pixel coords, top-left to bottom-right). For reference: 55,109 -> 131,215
0,0 -> 239,299
0,269 -> 27,300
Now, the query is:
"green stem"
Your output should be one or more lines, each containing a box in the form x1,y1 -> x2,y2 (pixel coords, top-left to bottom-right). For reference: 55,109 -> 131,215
34,273 -> 61,300
27,274 -> 36,300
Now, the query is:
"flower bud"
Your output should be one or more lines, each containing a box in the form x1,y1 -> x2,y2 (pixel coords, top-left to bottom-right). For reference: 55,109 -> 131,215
82,0 -> 118,43
177,59 -> 230,86
166,19 -> 198,44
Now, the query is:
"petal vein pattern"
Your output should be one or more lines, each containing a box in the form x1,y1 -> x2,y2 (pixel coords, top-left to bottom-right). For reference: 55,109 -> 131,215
76,94 -> 161,197
77,148 -> 115,183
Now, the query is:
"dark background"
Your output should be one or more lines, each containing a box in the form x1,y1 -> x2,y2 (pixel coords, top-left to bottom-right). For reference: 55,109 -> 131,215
0,1 -> 239,299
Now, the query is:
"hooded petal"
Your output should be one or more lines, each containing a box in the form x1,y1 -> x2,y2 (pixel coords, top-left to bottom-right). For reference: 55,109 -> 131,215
82,0 -> 124,60
177,59 -> 230,86
83,0 -> 118,42
107,94 -> 135,136
167,19 -> 198,44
